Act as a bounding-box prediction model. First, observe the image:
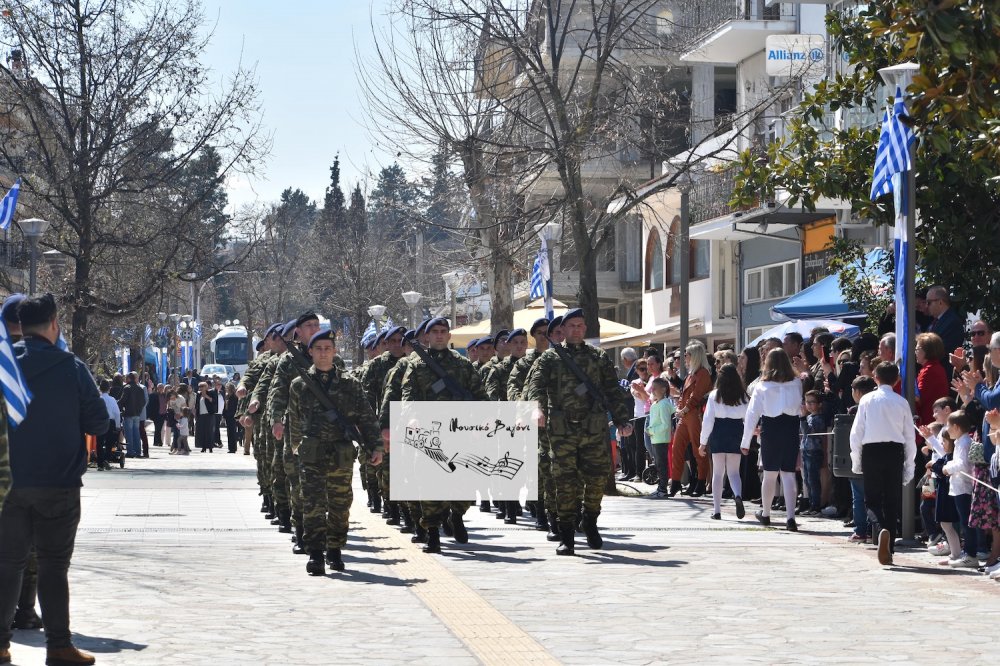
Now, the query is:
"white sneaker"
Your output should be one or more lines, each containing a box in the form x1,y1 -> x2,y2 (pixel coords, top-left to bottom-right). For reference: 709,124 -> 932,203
990,566 -> 1000,580
927,542 -> 950,556
949,555 -> 979,569
985,560 -> 1000,575
821,505 -> 838,517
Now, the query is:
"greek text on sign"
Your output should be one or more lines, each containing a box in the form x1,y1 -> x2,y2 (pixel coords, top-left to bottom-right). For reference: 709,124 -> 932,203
389,401 -> 538,501
765,34 -> 825,79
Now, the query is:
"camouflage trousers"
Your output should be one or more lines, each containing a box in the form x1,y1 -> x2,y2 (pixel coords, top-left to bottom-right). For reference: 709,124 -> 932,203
357,447 -> 380,496
298,437 -> 355,550
550,433 -> 609,523
378,452 -> 391,502
253,418 -> 270,495
538,428 -> 556,515
283,432 -> 302,529
271,431 -> 288,510
420,501 -> 472,530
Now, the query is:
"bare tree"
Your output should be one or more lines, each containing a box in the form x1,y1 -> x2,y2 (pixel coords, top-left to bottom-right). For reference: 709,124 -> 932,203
0,0 -> 267,358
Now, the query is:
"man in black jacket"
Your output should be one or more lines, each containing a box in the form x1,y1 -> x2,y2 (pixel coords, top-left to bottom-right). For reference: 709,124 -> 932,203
0,294 -> 108,666
118,372 -> 146,458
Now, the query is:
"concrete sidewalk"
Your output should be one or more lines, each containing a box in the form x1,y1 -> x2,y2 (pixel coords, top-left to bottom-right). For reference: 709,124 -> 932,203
6,441 -> 998,665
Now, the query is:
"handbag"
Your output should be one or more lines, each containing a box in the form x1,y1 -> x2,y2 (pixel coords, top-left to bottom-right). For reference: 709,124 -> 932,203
969,440 -> 986,466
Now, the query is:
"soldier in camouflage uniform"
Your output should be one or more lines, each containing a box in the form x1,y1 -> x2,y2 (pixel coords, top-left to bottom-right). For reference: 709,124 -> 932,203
507,318 -> 551,532
486,328 -> 529,524
248,321 -> 293,525
524,309 -> 632,555
268,313 -> 322,544
378,329 -> 419,533
237,325 -> 281,508
358,330 -> 388,512
288,329 -> 383,575
400,317 -> 488,553
360,326 -> 405,521
474,337 -> 495,378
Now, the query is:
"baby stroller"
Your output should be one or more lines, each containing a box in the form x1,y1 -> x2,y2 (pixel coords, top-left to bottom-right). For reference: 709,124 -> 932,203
97,419 -> 125,470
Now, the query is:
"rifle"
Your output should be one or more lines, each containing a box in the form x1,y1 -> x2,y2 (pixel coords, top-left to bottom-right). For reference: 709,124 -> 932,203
546,337 -> 615,416
283,342 -> 371,450
409,340 -> 476,400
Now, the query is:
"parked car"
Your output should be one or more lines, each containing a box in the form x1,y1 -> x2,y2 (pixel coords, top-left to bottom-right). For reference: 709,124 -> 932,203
199,364 -> 232,382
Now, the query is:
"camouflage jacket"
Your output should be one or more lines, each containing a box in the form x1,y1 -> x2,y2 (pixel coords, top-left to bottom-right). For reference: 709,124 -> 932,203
360,351 -> 400,411
0,396 -> 9,510
477,356 -> 498,381
401,348 -> 488,402
236,351 -> 271,417
524,342 -> 630,427
379,354 -> 412,430
287,365 -> 383,454
249,352 -> 283,422
506,350 -> 540,401
485,355 -> 518,401
266,346 -> 346,424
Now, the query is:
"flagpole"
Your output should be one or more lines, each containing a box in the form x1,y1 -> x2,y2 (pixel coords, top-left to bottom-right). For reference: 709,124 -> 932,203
543,238 -> 554,321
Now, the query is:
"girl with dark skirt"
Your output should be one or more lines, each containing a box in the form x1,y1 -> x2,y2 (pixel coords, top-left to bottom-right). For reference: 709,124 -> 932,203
699,364 -> 749,520
740,348 -> 803,531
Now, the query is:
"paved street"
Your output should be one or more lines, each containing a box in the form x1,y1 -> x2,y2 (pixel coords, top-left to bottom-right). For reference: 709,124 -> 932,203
6,435 -> 999,666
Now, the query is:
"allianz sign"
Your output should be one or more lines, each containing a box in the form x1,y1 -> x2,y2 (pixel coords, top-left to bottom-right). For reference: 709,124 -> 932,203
764,35 -> 826,79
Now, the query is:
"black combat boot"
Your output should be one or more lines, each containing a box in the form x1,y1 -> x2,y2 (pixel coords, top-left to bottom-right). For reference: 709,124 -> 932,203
575,506 -> 583,533
306,551 -> 325,576
400,505 -> 415,534
264,496 -> 275,520
386,502 -> 401,526
369,488 -> 382,514
504,501 -> 517,525
546,512 -> 560,541
260,496 -> 269,513
668,481 -> 682,497
534,509 -> 549,531
479,500 -> 491,512
556,523 -> 575,556
422,527 -> 441,554
495,502 -> 507,520
441,509 -> 454,537
411,524 -> 427,543
292,525 -> 306,555
326,548 -> 345,572
582,514 -> 603,549
381,499 -> 390,519
450,511 -> 468,544
277,508 -> 292,534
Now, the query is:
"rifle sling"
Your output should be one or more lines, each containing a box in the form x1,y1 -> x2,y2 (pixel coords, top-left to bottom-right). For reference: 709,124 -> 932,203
284,344 -> 368,449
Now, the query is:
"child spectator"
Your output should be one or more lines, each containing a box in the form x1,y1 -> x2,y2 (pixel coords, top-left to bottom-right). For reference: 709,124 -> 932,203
925,423 -> 963,564
98,378 -> 121,471
175,407 -> 192,456
699,364 -> 749,520
846,376 -> 876,543
645,378 -> 676,499
800,390 -> 827,516
941,410 -> 977,567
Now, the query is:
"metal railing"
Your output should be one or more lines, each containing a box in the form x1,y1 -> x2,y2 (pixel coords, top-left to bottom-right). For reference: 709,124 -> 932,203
674,0 -> 796,53
690,167 -> 758,225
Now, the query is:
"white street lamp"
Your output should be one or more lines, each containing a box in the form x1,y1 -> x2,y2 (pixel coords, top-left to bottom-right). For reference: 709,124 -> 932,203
367,304 -> 387,320
442,271 -> 464,328
16,217 -> 49,295
401,290 -> 422,328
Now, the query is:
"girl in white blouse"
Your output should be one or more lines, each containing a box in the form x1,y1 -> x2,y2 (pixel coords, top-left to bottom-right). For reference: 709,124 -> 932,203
699,364 -> 749,520
740,349 -> 803,531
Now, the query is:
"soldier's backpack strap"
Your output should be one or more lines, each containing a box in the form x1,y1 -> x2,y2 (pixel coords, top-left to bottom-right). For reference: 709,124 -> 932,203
409,341 -> 476,401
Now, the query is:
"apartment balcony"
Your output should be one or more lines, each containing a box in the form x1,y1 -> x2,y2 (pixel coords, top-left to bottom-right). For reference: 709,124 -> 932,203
676,0 -> 797,65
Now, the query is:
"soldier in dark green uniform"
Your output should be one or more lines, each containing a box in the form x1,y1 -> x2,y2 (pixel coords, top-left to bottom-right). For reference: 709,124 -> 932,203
360,325 -> 406,523
400,317 -> 488,553
358,330 -> 388,513
524,309 -> 632,555
523,316 -> 564,540
475,337 -> 495,379
288,329 -> 384,575
507,318 -> 550,531
378,328 -> 419,532
237,323 -> 282,508
486,328 -> 529,524
268,313 -> 322,543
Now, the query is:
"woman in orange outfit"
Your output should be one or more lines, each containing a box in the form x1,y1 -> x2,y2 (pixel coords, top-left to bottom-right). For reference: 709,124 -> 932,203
669,341 -> 713,497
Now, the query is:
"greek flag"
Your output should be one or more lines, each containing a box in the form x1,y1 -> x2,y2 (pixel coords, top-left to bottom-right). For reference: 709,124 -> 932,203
529,246 -> 547,300
381,317 -> 395,333
360,319 -> 377,346
870,85 -> 916,390
870,87 -> 915,201
192,320 -> 202,341
0,318 -> 31,427
56,332 -> 68,351
0,178 -> 21,231
143,324 -> 153,345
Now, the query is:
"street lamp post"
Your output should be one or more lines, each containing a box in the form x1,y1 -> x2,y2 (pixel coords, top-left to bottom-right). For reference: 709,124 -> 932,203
16,218 -> 50,295
534,222 -> 562,319
401,291 -> 422,328
442,272 -> 462,329
878,61 -> 919,544
677,174 -> 694,376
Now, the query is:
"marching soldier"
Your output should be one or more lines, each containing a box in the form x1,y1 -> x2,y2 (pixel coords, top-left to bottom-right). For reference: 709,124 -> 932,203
475,337 -> 495,379
486,328 -> 529,524
465,339 -> 479,369
288,329 -> 383,575
360,325 -> 406,522
507,318 -> 551,531
237,323 -> 281,507
378,328 -> 419,532
357,330 -> 388,514
400,317 -> 488,553
524,309 -> 632,556
267,313 -> 322,546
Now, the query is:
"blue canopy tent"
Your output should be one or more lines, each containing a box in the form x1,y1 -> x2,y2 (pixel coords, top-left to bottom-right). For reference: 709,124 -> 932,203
771,248 -> 889,321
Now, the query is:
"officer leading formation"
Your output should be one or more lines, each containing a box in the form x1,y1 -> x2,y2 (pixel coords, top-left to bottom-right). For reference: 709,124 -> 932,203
234,307 -> 631,574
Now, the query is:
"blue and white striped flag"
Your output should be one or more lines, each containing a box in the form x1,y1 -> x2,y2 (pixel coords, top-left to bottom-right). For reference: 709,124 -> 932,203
0,178 -> 21,231
143,324 -> 153,345
870,85 -> 916,391
529,246 -> 547,300
192,320 -> 202,341
380,317 -> 395,333
56,332 -> 68,351
0,318 -> 32,427
360,318 -> 377,346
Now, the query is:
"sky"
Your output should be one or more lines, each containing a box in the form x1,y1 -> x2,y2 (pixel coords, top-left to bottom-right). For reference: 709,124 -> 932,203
200,0 -> 398,212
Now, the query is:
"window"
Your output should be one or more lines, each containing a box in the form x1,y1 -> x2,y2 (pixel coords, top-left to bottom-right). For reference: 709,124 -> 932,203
744,326 -> 769,348
666,216 -> 711,285
744,259 -> 798,303
645,228 -> 664,290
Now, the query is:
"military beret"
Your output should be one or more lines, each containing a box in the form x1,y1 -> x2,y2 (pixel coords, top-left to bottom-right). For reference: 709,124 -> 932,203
414,318 -> 432,336
385,326 -> 406,340
361,336 -> 376,350
255,339 -> 266,352
307,327 -> 335,348
403,329 -> 417,343
426,317 -> 450,331
466,338 -> 478,349
264,322 -> 283,339
506,328 -> 527,341
281,319 -> 298,338
562,308 -> 584,323
476,337 -> 494,348
295,311 -> 319,327
374,330 -> 388,346
1,293 -> 25,324
546,316 -> 564,336
529,317 -> 549,336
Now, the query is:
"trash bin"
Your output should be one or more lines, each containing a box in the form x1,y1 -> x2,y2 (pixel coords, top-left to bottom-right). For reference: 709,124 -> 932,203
831,413 -> 861,479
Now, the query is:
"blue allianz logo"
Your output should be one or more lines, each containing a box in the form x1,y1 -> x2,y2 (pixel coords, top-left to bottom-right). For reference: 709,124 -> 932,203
809,48 -> 824,62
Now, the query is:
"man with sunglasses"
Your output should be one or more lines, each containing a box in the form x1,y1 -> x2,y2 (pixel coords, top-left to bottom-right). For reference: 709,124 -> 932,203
925,286 -> 964,358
